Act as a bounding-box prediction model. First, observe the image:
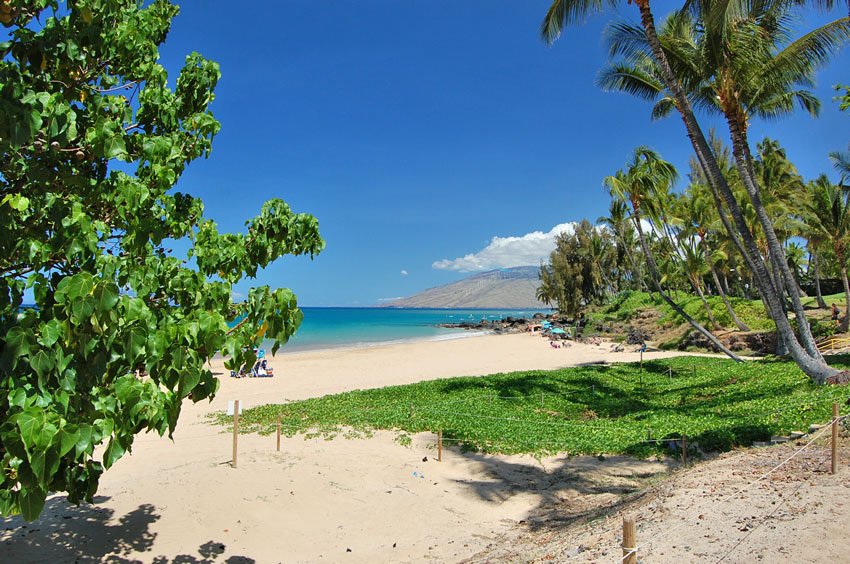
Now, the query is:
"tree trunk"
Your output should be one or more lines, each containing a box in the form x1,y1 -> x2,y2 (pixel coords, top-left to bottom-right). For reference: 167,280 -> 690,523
812,251 -> 827,309
841,252 -> 850,333
721,272 -> 732,296
712,267 -> 750,331
630,211 -> 741,360
725,115 -> 822,359
693,278 -> 722,331
632,0 -> 838,382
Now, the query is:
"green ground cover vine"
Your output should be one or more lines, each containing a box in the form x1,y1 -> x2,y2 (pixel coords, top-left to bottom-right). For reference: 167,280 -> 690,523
211,355 -> 850,456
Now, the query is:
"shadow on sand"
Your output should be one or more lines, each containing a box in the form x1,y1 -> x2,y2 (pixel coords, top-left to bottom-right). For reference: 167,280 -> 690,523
448,450 -> 674,532
0,496 -> 254,563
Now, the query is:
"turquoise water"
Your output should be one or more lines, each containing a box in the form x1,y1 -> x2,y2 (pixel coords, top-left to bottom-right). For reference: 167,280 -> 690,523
277,307 -> 550,353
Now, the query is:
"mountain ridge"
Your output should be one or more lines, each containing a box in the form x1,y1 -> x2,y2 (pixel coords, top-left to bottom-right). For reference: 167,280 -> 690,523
384,266 -> 547,309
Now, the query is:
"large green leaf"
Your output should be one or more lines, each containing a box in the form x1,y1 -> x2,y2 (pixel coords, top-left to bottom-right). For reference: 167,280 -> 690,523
18,486 -> 46,522
29,350 -> 55,389
93,283 -> 120,314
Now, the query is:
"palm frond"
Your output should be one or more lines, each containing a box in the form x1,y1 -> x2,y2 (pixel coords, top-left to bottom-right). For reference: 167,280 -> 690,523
767,17 -> 850,80
541,0 -> 618,44
830,145 -> 850,182
651,96 -> 677,120
605,20 -> 651,58
596,64 -> 664,101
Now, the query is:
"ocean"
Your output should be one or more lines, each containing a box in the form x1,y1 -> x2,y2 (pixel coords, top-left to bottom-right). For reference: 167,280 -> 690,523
278,307 -> 550,353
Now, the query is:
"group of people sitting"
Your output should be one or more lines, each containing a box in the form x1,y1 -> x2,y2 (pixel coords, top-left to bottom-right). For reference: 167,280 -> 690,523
230,348 -> 275,378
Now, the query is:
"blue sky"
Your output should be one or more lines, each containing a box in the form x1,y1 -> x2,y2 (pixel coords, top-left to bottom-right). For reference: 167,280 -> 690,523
155,1 -> 850,306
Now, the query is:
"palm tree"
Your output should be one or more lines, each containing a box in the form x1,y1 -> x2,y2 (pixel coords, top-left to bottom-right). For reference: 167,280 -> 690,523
784,242 -> 808,296
803,174 -> 850,330
568,1 -> 844,381
682,242 -> 723,330
598,199 -> 644,290
831,145 -> 850,183
605,147 -> 741,359
681,182 -> 752,330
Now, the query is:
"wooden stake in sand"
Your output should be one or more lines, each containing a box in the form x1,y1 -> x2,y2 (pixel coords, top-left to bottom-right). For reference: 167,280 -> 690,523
276,415 -> 281,452
622,515 -> 637,564
832,402 -> 839,475
438,430 -> 443,462
232,399 -> 240,469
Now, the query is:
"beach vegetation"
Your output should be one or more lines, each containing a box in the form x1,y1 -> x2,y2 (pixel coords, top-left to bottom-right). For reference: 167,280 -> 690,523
542,0 -> 849,382
538,220 -> 619,317
0,0 -> 323,520
213,355 -> 850,456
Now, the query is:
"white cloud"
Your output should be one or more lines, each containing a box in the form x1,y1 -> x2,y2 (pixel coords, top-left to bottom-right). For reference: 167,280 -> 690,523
376,296 -> 405,302
432,222 -> 577,273
400,270 -> 408,276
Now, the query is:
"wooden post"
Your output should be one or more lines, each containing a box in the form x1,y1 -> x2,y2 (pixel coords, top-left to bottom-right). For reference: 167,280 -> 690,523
232,400 -> 239,469
682,434 -> 687,465
276,415 -> 281,452
832,402 -> 839,475
437,430 -> 443,462
622,515 -> 637,564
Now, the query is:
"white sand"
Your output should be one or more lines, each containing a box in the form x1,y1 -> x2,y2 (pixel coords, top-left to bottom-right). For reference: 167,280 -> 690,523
0,334 -> 697,563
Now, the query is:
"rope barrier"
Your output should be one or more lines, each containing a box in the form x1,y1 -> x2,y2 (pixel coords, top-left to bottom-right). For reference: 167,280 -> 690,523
713,447 -> 831,563
619,412 -> 848,562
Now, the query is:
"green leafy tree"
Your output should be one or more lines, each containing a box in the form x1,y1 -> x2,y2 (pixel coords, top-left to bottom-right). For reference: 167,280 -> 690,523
0,0 -> 324,520
539,220 -> 616,317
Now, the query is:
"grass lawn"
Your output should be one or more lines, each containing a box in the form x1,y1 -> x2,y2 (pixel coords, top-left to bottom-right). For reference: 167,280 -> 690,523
211,355 -> 850,457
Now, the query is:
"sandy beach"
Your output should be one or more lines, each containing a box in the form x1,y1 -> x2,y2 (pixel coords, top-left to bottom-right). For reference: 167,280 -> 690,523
0,333 -> 679,563
1,333 -> 842,563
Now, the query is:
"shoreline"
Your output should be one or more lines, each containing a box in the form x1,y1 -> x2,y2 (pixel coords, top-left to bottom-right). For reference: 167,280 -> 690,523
275,327 -> 493,355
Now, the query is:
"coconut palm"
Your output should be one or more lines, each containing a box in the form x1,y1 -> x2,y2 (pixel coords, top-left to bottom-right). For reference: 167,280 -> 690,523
785,241 -> 809,298
831,145 -> 850,183
598,199 -> 644,290
605,147 -> 742,359
681,242 -> 723,330
803,174 -> 850,330
681,182 -> 753,330
580,2 -> 845,381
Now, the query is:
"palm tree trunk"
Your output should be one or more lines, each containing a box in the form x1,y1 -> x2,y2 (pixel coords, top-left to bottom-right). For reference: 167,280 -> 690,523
812,251 -> 827,309
721,272 -> 731,296
726,116 -> 822,358
691,276 -> 722,331
631,211 -> 741,360
712,267 -> 750,331
840,251 -> 850,332
633,0 -> 837,382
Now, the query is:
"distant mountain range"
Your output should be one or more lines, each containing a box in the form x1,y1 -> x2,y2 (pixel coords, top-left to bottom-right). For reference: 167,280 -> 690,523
384,266 -> 548,309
